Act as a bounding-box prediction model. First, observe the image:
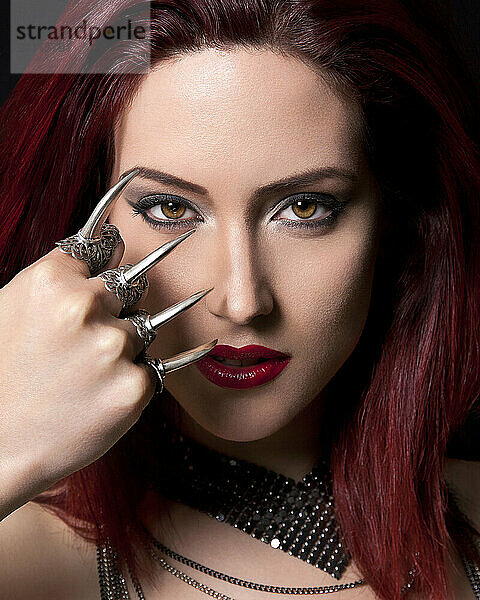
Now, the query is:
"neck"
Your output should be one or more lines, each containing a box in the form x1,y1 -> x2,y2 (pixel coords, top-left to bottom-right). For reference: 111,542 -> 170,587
166,393 -> 328,482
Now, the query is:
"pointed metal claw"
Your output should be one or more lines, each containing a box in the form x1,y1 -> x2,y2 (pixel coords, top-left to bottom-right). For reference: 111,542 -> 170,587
123,288 -> 214,350
141,339 -> 218,394
123,229 -> 196,284
80,169 -> 140,240
56,170 -> 140,274
150,287 -> 214,330
162,339 -> 219,374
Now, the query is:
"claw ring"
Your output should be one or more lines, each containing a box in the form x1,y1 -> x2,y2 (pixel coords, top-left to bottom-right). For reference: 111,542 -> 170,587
98,264 -> 149,309
55,170 -> 140,274
123,309 -> 156,350
56,223 -> 121,275
96,229 -> 201,310
142,352 -> 166,394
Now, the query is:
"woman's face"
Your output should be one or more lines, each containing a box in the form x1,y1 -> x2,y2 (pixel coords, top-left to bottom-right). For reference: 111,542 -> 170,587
109,47 -> 382,442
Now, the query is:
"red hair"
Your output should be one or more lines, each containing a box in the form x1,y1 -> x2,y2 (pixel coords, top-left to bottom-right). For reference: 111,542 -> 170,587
1,1 -> 479,598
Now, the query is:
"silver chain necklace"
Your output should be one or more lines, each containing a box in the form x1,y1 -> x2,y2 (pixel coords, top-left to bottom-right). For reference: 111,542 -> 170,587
95,486 -> 480,600
96,534 -> 420,599
459,540 -> 480,599
143,529 -> 370,594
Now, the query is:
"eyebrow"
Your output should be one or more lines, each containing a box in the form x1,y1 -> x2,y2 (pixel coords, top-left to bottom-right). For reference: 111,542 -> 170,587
120,164 -> 358,202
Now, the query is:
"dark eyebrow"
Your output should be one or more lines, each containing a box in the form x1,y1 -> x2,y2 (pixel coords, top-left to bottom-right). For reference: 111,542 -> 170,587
120,164 -> 358,202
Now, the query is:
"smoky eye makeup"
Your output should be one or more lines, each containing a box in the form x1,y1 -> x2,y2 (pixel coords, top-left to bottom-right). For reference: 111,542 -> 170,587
126,191 -> 350,232
270,193 -> 349,230
127,194 -> 203,231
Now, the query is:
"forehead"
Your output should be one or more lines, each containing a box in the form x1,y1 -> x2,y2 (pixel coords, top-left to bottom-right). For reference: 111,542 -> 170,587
115,48 -> 365,183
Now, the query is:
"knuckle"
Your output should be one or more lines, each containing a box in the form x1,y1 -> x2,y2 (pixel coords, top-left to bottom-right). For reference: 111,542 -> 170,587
97,327 -> 130,362
27,261 -> 64,293
131,367 -> 154,403
116,367 -> 154,417
59,290 -> 101,327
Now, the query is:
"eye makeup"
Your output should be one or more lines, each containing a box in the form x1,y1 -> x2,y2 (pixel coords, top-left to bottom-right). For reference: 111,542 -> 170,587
128,194 -> 202,231
127,192 -> 349,232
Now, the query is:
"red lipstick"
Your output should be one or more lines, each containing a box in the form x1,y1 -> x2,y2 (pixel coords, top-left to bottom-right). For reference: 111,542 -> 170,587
195,344 -> 291,389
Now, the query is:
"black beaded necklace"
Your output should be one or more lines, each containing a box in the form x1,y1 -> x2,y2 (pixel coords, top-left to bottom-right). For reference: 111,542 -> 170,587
148,418 -> 350,579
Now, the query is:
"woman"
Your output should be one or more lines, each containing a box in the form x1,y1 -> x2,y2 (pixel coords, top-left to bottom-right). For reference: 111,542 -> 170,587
0,0 -> 479,598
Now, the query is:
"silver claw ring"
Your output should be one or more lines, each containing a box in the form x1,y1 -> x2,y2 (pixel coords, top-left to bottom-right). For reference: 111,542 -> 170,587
142,353 -> 166,394
98,229 -> 198,310
123,287 -> 214,350
55,170 -> 139,274
141,338 -> 218,395
123,309 -> 156,350
55,223 -> 122,275
98,264 -> 149,310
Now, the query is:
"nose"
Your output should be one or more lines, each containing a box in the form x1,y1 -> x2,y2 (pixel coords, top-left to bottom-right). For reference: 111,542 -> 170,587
205,228 -> 274,325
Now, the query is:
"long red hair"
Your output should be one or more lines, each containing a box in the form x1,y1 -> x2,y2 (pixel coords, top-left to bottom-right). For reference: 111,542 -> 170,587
1,1 -> 479,598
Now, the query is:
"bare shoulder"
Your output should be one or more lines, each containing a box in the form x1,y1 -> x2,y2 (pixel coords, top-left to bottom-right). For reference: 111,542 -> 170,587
0,500 -> 100,600
444,456 -> 480,531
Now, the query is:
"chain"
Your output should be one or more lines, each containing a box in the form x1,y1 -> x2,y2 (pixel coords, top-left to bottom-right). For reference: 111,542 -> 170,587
98,536 -> 419,599
459,538 -> 480,599
144,532 -> 367,595
148,550 -> 237,600
126,561 -> 146,600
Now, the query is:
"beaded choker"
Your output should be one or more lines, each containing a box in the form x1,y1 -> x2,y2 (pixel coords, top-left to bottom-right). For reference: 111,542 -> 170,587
148,419 -> 350,580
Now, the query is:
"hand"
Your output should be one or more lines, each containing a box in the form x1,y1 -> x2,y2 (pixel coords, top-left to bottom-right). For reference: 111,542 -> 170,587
0,173 -> 216,519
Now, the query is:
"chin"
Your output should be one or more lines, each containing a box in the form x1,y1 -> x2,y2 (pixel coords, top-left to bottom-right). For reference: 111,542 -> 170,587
173,391 -> 313,443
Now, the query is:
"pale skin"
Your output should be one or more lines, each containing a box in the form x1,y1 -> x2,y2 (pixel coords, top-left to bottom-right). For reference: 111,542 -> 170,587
0,48 -> 477,599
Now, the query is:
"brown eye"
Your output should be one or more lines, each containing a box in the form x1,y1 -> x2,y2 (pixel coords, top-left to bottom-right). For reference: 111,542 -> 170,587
291,200 -> 317,219
271,193 -> 345,230
159,200 -> 186,219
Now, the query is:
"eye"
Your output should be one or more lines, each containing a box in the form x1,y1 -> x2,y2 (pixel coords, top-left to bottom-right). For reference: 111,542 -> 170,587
148,198 -> 194,221
128,194 -> 202,230
271,193 -> 348,230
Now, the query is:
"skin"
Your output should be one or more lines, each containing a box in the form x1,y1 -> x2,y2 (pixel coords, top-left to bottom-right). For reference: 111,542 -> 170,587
109,47 -> 383,482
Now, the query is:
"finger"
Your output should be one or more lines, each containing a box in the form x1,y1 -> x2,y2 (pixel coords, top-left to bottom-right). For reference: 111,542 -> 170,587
136,362 -> 159,407
34,234 -> 121,284
113,316 -> 149,359
116,288 -> 213,358
52,225 -> 119,278
136,339 -> 218,397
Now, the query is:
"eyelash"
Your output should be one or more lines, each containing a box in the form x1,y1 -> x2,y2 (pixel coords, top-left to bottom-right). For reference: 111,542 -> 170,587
128,193 -> 348,231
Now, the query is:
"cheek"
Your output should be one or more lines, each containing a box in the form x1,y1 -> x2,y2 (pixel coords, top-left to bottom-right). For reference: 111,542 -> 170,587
275,229 -> 377,364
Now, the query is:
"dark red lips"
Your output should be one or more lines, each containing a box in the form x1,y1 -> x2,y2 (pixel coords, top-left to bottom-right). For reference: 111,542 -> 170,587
208,344 -> 289,360
195,344 -> 291,389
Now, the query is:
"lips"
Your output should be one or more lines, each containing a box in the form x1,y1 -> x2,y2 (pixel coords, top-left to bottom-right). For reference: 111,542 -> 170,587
208,344 -> 289,360
195,344 -> 291,389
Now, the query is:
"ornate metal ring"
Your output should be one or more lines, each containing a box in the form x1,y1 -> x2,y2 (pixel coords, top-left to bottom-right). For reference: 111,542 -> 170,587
98,264 -> 149,310
123,309 -> 157,350
55,223 -> 121,275
142,352 -> 166,395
